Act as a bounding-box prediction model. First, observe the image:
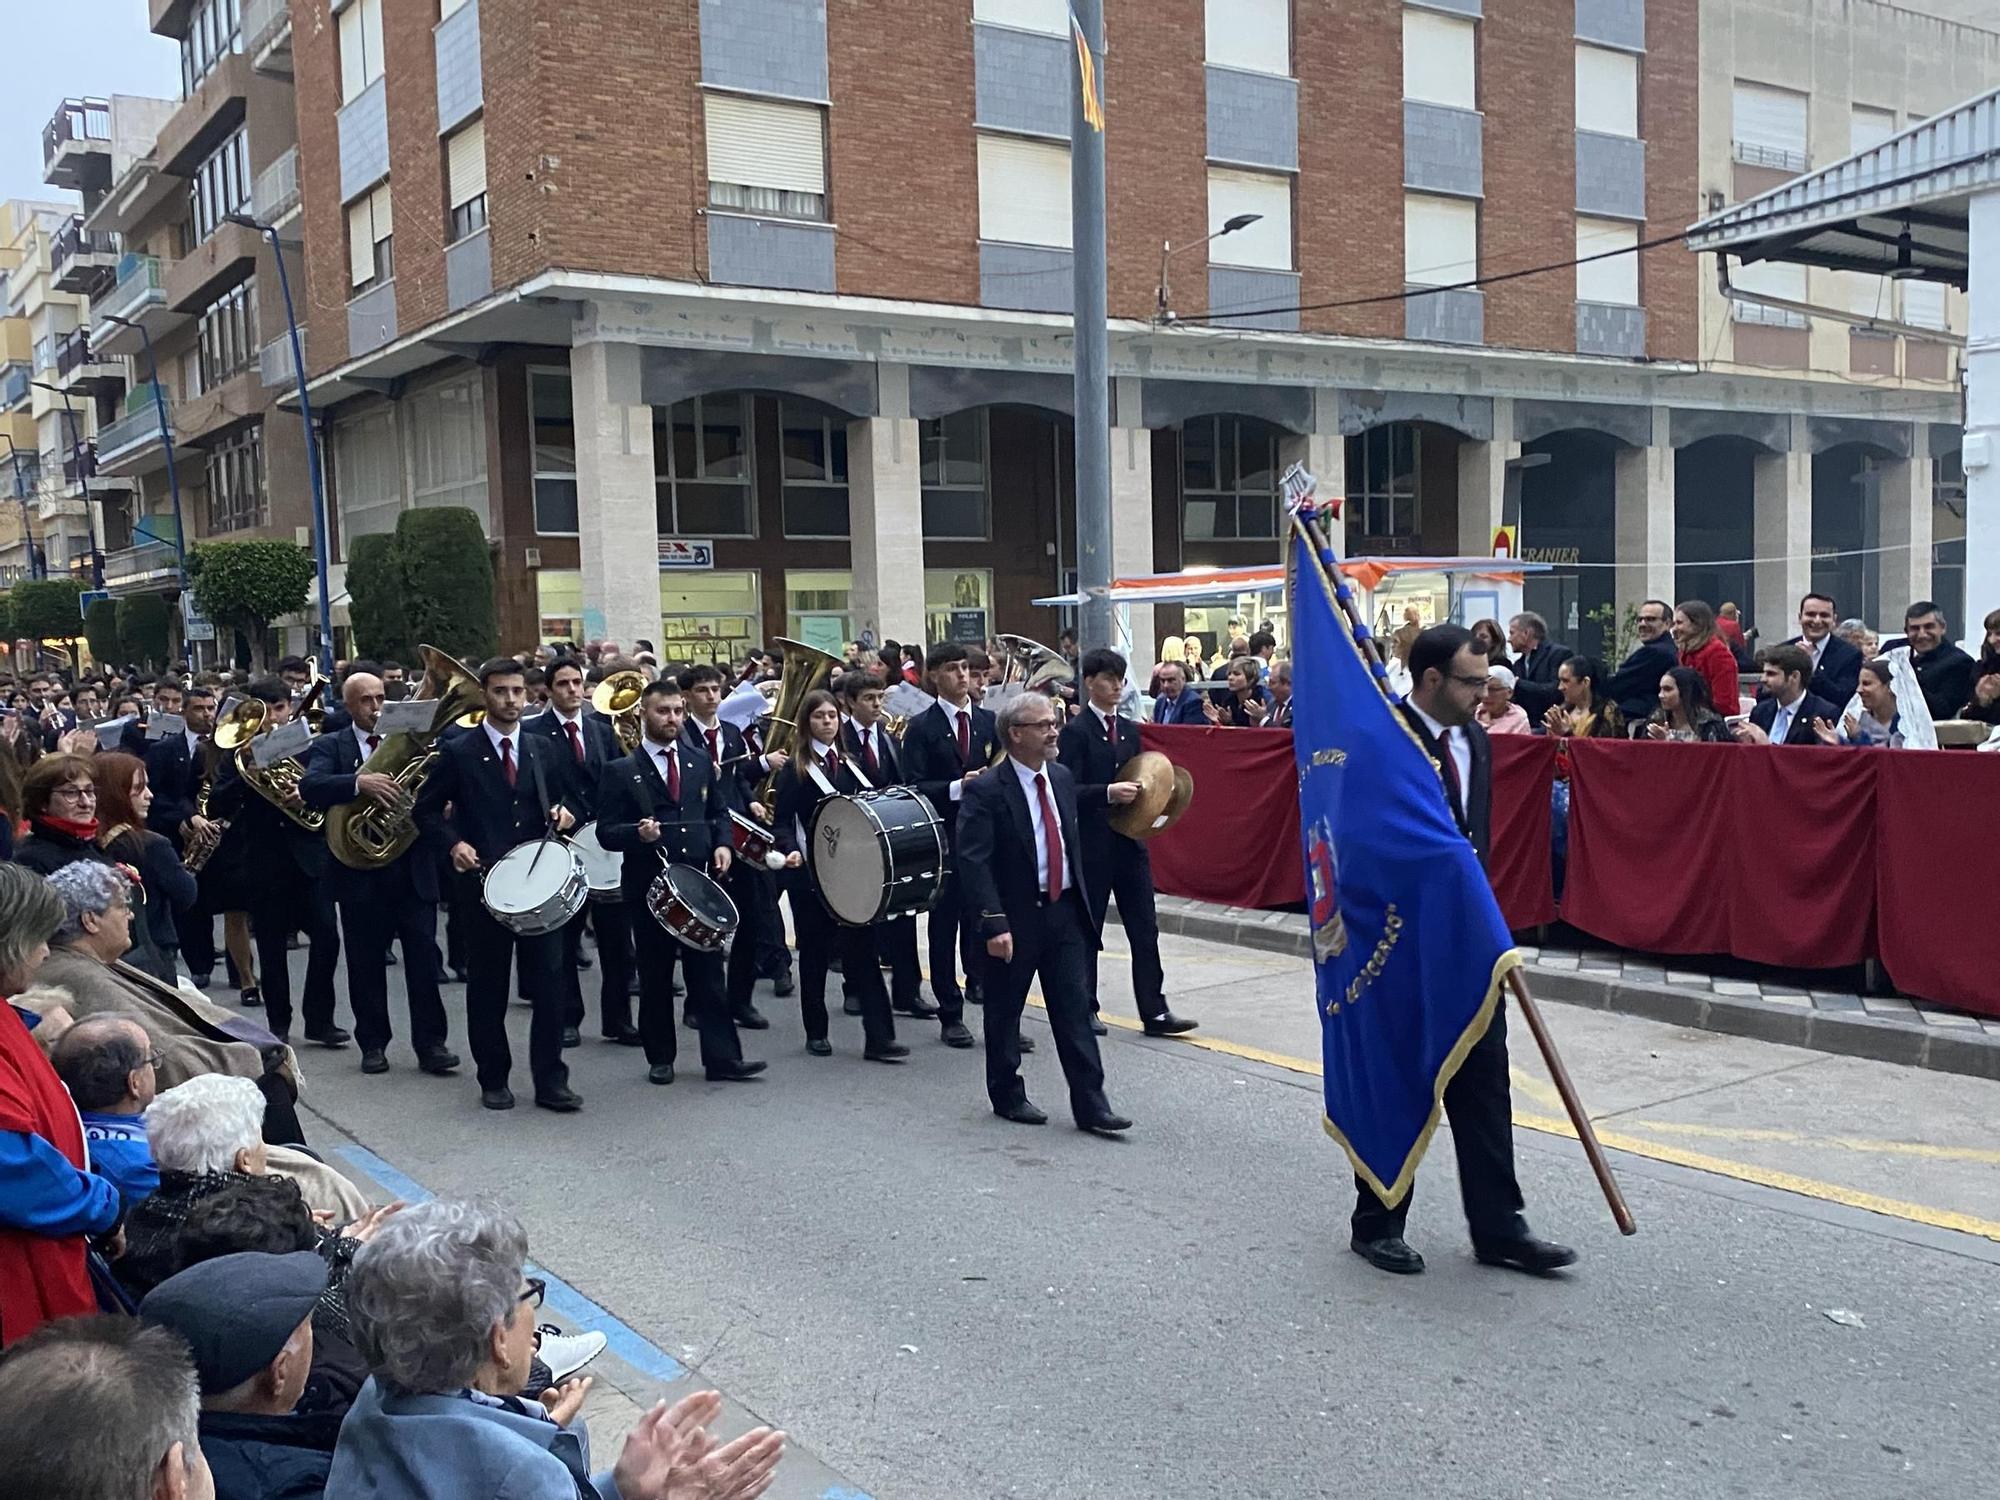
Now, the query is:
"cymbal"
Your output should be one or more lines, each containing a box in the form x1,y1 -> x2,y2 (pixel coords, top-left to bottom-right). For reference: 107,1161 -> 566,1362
1109,750 -> 1177,839
1158,766 -> 1195,834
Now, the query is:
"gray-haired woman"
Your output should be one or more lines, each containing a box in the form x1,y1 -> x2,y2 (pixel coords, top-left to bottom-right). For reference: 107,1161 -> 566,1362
332,1198 -> 784,1500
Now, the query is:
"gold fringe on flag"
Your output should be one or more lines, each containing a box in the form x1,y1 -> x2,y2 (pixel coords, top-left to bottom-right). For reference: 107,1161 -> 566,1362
1072,16 -> 1105,132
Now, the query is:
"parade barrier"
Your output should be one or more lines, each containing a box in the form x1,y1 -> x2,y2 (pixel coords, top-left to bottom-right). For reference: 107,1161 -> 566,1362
1138,725 -> 1999,1018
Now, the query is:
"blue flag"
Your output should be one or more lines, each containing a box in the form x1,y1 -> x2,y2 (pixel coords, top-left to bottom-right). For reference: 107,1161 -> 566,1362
1289,523 -> 1519,1205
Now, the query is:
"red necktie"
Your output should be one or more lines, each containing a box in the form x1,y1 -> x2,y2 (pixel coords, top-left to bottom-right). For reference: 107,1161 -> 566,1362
565,721 -> 584,764
366,734 -> 380,753
499,737 -> 517,788
825,750 -> 841,783
706,727 -> 720,764
1105,711 -> 1116,746
1436,728 -> 1463,821
956,709 -> 970,763
1035,772 -> 1063,903
660,746 -> 680,802
860,729 -> 878,776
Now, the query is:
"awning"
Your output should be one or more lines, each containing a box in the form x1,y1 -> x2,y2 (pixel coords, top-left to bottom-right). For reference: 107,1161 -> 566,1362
1033,556 -> 1548,607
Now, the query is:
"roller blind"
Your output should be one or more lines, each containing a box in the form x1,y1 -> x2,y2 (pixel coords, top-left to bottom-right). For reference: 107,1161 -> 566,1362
347,183 -> 392,288
1733,82 -> 1808,161
704,94 -> 826,196
339,0 -> 384,104
1903,280 -> 1947,330
447,119 -> 487,209
1207,170 -> 1292,272
1850,105 -> 1896,155
974,0 -> 1067,34
1404,194 -> 1477,287
1575,218 -> 1639,305
1403,10 -> 1475,110
977,133 -> 1072,248
1206,0 -> 1289,75
1575,46 -> 1638,138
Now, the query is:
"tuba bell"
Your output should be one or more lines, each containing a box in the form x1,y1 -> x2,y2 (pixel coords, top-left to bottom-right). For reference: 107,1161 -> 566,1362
752,636 -> 843,814
230,697 -> 326,834
590,669 -> 648,755
994,633 -> 1075,693
327,646 -> 485,870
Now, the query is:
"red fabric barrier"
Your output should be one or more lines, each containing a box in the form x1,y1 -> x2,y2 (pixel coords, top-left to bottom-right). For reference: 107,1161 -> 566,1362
1487,735 -> 1559,930
1139,725 -> 1303,910
1874,754 -> 1998,1015
1724,746 -> 1877,969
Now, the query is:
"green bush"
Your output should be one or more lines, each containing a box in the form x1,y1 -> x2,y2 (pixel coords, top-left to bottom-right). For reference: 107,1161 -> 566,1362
396,507 -> 497,664
83,597 -> 121,665
12,578 -> 85,642
189,540 -> 315,668
118,593 -> 173,668
0,594 -> 15,645
346,532 -> 414,664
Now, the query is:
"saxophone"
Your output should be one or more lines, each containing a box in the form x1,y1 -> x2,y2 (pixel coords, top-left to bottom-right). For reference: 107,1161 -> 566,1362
181,711 -> 252,873
326,645 -> 485,870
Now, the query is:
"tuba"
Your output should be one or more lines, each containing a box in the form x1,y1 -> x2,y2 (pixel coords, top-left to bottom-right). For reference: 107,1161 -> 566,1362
591,669 -> 648,755
327,645 -> 484,870
752,636 -> 843,814
230,697 -> 326,833
994,633 -> 1075,693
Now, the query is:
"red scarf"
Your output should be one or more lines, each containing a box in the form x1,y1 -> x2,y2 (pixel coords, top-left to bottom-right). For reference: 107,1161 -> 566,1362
33,815 -> 99,842
0,1004 -> 97,1345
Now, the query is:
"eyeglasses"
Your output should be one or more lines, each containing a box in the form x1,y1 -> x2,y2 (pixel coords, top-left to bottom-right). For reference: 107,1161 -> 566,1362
518,1276 -> 546,1310
1015,719 -> 1059,731
51,785 -> 97,802
142,1049 -> 165,1071
1448,673 -> 1489,690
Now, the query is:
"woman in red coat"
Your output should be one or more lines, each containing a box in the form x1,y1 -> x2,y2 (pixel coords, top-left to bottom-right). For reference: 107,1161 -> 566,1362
1673,600 -> 1742,716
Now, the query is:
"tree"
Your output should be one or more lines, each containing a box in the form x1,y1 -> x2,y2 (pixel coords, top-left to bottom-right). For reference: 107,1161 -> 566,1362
13,578 -> 85,643
83,596 -> 121,666
118,593 -> 173,669
0,594 -> 14,646
188,540 -> 314,671
396,507 -> 497,664
346,532 -> 415,665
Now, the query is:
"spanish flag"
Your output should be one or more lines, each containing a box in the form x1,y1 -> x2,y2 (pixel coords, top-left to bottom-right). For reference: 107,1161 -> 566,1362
1072,15 -> 1105,132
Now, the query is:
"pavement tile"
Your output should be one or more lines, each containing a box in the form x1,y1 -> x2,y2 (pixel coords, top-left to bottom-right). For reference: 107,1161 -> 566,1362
1810,993 -> 1867,1013
1580,957 -> 1622,973
1534,953 -> 1580,970
1761,984 -> 1809,998
1759,990 -> 1811,1008
1666,970 -> 1713,987
1862,996 -> 1919,1015
1712,980 -> 1764,998
1916,1008 -> 1984,1030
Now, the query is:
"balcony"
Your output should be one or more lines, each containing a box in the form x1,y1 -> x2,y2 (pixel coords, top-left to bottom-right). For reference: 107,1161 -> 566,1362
155,50 -> 250,180
51,216 -> 120,295
103,538 -> 184,593
245,0 -> 293,77
251,146 -> 300,227
96,386 -> 188,476
178,367 -> 261,445
259,331 -> 303,389
43,98 -> 111,192
0,365 -> 28,411
91,255 -> 192,358
55,328 -> 124,397
61,444 -> 97,490
164,218 -> 259,314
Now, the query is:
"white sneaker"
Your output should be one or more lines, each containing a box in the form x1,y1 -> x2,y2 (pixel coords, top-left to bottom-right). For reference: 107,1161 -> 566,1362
536,1326 -> 607,1383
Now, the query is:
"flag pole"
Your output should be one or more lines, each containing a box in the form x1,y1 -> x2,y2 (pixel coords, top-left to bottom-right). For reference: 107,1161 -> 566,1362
1287,486 -> 1636,1236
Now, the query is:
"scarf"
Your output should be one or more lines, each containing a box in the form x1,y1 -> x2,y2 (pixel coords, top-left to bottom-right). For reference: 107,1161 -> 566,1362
34,814 -> 99,842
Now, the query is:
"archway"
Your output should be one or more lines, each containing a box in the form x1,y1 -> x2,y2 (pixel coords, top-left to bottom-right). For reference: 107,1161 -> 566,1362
1518,430 -> 1619,658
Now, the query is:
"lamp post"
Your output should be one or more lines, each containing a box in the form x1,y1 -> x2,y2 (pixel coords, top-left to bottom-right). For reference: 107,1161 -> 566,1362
224,212 -> 332,670
31,378 -> 101,587
1155,213 -> 1264,323
99,313 -> 190,666
0,434 -> 42,580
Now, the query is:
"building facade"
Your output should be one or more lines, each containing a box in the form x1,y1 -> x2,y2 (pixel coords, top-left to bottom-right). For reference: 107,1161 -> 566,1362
275,0 -> 1990,666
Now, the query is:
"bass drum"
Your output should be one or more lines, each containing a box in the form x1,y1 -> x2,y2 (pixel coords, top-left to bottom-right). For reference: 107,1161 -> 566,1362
482,839 -> 589,936
646,863 -> 740,952
568,821 -> 624,901
808,787 -> 945,927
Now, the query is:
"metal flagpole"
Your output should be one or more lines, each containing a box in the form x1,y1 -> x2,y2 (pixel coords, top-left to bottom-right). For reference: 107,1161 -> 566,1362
1070,0 -> 1112,652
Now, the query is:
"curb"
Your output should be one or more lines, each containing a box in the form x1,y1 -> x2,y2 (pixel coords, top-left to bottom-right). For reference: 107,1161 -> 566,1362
1135,904 -> 2000,1084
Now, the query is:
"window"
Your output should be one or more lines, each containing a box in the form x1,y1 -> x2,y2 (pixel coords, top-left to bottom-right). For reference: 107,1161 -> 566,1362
1404,194 -> 1477,286
977,135 -> 1071,247
1403,8 -> 1475,110
439,0 -> 472,16
785,569 -> 853,654
703,95 -> 827,220
189,129 -> 250,245
926,569 -> 993,651
1206,0 -> 1288,75
445,119 -> 488,242
332,407 -> 402,541
1574,45 -> 1638,138
1207,170 -> 1292,271
655,395 -> 754,537
1576,218 -> 1639,305
1732,82 -> 1808,171
197,279 -> 258,387
407,375 -> 489,528
973,0 -> 1066,34
339,0 -> 386,104
779,401 -> 849,538
528,367 -> 578,534
921,411 -> 988,539
537,570 -> 584,646
205,427 -> 265,533
1903,280 -> 1947,331
347,184 -> 393,291
181,0 -> 242,97
1850,105 -> 1896,154
1345,426 -> 1420,542
661,571 -> 761,666
1731,258 -> 1807,326
1181,416 -> 1280,541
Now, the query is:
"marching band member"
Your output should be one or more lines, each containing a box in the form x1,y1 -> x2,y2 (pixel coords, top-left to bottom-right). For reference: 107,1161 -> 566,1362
773,691 -> 907,1063
839,671 -> 935,1018
1057,649 -> 1198,1039
414,658 -> 585,1113
595,677 -> 764,1085
144,684 -> 217,982
300,672 -> 459,1080
526,657 -> 641,1047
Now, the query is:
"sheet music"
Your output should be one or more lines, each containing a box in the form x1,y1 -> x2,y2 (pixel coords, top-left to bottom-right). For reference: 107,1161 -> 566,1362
250,718 -> 314,767
376,697 -> 439,735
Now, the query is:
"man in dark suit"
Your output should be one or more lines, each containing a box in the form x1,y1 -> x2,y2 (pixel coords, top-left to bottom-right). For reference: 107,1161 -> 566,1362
1151,661 -> 1207,725
898,642 -> 998,1049
1506,611 -> 1573,721
300,670 -> 457,1079
526,655 -> 640,1047
596,678 -> 762,1086
1058,649 -> 1197,1039
956,693 -> 1129,1133
841,670 -> 936,1018
1736,643 -> 1843,746
1884,599 -> 1977,721
1351,624 -> 1576,1278
1780,592 -> 1863,710
414,658 -> 587,1113
1601,599 -> 1679,724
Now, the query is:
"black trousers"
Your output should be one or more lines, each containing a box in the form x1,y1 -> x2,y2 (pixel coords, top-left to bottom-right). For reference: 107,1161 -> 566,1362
337,863 -> 448,1057
248,866 -> 339,1039
982,892 -> 1108,1121
1083,846 -> 1166,1022
633,896 -> 740,1071
926,866 -> 984,1021
724,864 -> 784,1014
181,872 -> 220,977
877,913 -> 923,1007
459,878 -> 568,1095
562,899 -> 634,1034
1351,1002 -> 1527,1245
787,868 -> 894,1048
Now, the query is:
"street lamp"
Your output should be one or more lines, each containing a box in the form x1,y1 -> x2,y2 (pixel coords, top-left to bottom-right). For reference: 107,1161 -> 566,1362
0,434 -> 43,580
223,212 -> 333,670
99,313 -> 190,665
1155,213 -> 1264,323
31,378 -> 101,587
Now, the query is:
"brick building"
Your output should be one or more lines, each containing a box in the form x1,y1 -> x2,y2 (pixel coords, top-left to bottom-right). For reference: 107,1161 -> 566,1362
282,0 -> 1990,665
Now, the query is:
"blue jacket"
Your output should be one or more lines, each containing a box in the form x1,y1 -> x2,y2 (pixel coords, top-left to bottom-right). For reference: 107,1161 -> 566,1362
79,1110 -> 159,1211
201,1408 -> 341,1500
1153,690 -> 1207,726
326,1379 -> 622,1500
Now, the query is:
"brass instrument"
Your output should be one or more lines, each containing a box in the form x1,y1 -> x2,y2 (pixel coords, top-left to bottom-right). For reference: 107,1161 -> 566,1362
294,660 -> 328,733
752,636 -> 843,814
994,633 -> 1074,693
590,669 -> 648,755
181,717 -> 246,874
327,645 -> 484,870
231,697 -> 326,833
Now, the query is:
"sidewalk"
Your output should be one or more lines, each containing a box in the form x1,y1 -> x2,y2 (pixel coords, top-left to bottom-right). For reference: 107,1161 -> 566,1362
1135,895 -> 2000,1083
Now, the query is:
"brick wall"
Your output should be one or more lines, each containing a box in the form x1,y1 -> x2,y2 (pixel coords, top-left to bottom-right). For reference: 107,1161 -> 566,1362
291,0 -> 349,376
1642,0 -> 1700,362
385,0 -> 446,335
1296,0 -> 1403,341
1483,0 -> 1577,353
1104,0 -> 1210,321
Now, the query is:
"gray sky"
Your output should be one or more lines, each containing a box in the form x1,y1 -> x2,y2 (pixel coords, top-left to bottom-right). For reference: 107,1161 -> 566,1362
2,3 -> 179,210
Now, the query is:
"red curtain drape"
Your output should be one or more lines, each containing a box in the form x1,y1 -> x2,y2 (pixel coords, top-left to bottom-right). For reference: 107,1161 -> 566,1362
1488,735 -> 1559,929
1874,753 -> 1995,1013
1138,725 -> 1303,910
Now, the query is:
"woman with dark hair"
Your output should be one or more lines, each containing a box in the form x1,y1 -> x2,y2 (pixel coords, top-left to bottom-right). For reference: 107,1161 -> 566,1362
1638,666 -> 1732,742
1469,618 -> 1510,667
13,753 -> 108,878
0,730 -> 23,860
1543,656 -> 1623,901
1202,657 -> 1271,727
93,751 -> 198,984
1813,658 -> 1908,747
1964,607 -> 2000,725
1672,600 -> 1742,715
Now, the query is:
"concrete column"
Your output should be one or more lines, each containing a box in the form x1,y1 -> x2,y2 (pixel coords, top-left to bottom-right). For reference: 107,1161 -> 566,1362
1109,376 -> 1155,663
1277,388 -> 1346,506
571,337 -> 659,647
1455,396 -> 1516,556
1613,405 -> 1675,618
1876,423 -> 1934,622
1961,188 -> 2000,641
848,365 -> 926,648
1752,413 -> 1812,635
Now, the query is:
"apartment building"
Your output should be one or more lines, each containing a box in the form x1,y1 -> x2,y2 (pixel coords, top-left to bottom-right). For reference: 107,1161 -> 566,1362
282,0 -> 1990,662
0,201 -> 65,586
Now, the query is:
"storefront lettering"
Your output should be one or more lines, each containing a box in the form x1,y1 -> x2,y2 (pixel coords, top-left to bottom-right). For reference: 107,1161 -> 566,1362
1520,546 -> 1582,565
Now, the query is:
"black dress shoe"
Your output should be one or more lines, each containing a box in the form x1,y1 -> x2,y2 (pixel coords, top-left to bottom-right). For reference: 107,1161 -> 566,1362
771,971 -> 795,997
560,1027 -> 581,1049
1350,1235 -> 1426,1275
863,1040 -> 910,1062
805,1038 -> 832,1057
995,1099 -> 1048,1125
648,1063 -> 675,1085
965,982 -> 984,1007
306,1026 -> 352,1049
733,1004 -> 770,1030
1474,1236 -> 1579,1275
360,1048 -> 389,1075
576,952 -> 593,970
417,1047 -> 460,1075
940,1021 -> 974,1048
1076,1111 -> 1133,1135
481,1087 -> 516,1111
239,987 -> 261,1008
842,994 -> 863,1016
1143,1012 -> 1199,1037
705,1059 -> 768,1082
535,1086 -> 584,1112
1088,1016 -> 1109,1036
449,967 -> 469,985
1017,1033 -> 1036,1054
600,1024 -> 643,1047
894,997 -> 940,1019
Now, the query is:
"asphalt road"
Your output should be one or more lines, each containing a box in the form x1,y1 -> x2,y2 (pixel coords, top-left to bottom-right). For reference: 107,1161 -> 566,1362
271,920 -> 2000,1500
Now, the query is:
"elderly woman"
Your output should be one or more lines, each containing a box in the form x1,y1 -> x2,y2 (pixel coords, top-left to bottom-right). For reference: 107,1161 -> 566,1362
0,864 -> 123,1346
332,1199 -> 784,1500
1474,665 -> 1530,735
1835,617 -> 1880,659
14,752 -> 108,877
116,1073 -> 275,1297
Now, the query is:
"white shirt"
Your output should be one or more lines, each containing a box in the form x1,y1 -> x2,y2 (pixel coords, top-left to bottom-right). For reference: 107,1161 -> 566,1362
1410,703 -> 1472,821
483,721 -> 521,765
1089,703 -> 1120,740
352,723 -> 383,761
688,713 -> 726,762
1009,756 -> 1066,894
1806,635 -> 1827,671
184,728 -> 201,760
850,718 -> 884,770
939,700 -> 974,801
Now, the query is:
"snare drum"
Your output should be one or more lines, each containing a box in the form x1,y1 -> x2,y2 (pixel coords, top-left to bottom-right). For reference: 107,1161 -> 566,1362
482,839 -> 589,936
646,863 -> 741,952
728,809 -> 778,868
568,821 -> 623,901
808,787 -> 945,926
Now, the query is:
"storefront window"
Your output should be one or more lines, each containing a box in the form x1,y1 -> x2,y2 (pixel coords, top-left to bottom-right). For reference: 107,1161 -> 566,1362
779,401 -> 850,538
1183,594 -> 1284,671
660,569 -> 760,666
924,568 -> 991,648
656,395 -> 754,537
785,568 -> 852,655
921,411 -> 988,539
1181,416 -> 1281,540
528,368 -> 577,534
1345,424 -> 1420,546
537,570 -> 584,646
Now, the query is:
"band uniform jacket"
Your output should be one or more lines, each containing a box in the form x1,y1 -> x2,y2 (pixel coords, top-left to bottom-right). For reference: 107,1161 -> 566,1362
1397,704 -> 1492,870
1055,709 -> 1147,877
680,717 -> 761,815
954,760 -> 1100,960
299,729 -> 442,903
205,749 -> 328,885
143,732 -> 204,855
415,727 -> 584,871
898,701 -> 998,838
595,740 -> 728,900
526,708 -> 622,820
771,750 -> 873,862
840,717 -> 904,787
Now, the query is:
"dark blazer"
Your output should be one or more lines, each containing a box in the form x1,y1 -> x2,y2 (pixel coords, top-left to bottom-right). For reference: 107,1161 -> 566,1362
595,739 -> 726,899
771,748 -> 876,860
525,708 -> 620,819
1603,633 -> 1679,723
1747,691 -> 1843,745
1152,691 -> 1207,726
681,716 -> 762,814
1398,704 -> 1492,870
414,725 -> 582,870
1509,641 -> 1573,721
1781,634 -> 1864,710
206,751 -> 328,881
143,733 -> 203,852
955,760 -> 1098,958
1056,706 -> 1145,875
840,718 -> 904,786
299,727 -> 441,902
898,700 -> 997,836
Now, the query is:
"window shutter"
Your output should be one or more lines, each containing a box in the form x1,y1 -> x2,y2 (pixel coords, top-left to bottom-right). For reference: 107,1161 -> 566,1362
362,0 -> 384,89
703,95 -> 826,196
439,0 -> 471,16
976,134 -> 1072,248
1849,106 -> 1895,155
973,0 -> 1068,34
1403,11 -> 1476,110
447,120 -> 487,209
338,3 -> 364,102
1575,218 -> 1639,305
1574,46 -> 1638,138
1733,83 -> 1808,159
347,199 -> 373,287
1903,280 -> 1947,330
1404,194 -> 1477,287
1207,170 -> 1292,272
1206,0 -> 1288,75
